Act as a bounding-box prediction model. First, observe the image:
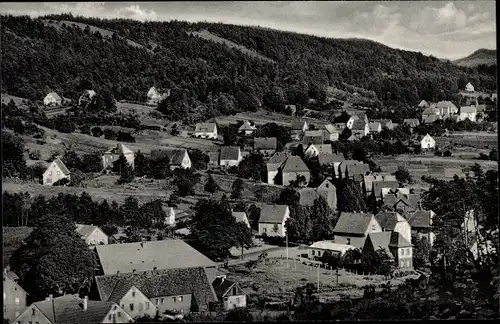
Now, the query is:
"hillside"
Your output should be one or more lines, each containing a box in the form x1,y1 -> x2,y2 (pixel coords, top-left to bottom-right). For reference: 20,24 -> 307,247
453,49 -> 497,67
0,13 -> 497,121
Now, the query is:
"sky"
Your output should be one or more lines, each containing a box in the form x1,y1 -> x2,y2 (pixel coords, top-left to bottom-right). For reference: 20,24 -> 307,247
0,1 -> 496,60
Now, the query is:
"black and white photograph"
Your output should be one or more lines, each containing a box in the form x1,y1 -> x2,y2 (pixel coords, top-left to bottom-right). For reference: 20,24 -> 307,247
0,1 -> 498,322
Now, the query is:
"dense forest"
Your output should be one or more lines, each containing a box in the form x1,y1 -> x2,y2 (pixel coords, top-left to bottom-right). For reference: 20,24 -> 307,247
1,14 -> 497,120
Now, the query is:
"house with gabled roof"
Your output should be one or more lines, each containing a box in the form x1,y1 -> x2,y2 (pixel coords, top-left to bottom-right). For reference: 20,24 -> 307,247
418,100 -> 429,108
102,143 -> 135,170
372,119 -> 393,130
253,137 -> 277,156
14,294 -> 132,324
257,204 -> 290,237
465,82 -> 474,92
291,119 -> 308,132
302,130 -> 324,145
231,211 -> 251,229
383,192 -> 421,214
432,101 -> 459,117
324,124 -> 342,141
338,160 -> 370,181
458,105 -> 477,122
285,104 -> 297,116
351,119 -> 370,137
331,212 -> 383,249
93,267 -> 217,317
303,143 -> 333,159
238,121 -> 257,136
308,240 -> 356,259
76,224 -> 109,246
407,210 -> 436,246
421,106 -> 441,124
298,179 -> 337,210
375,211 -> 412,244
43,158 -> 71,186
420,134 -> 436,149
346,113 -> 369,129
403,118 -> 420,130
78,89 -> 97,107
3,269 -> 28,322
372,180 -> 400,200
219,146 -> 242,167
194,123 -> 218,139
151,149 -> 191,170
43,91 -> 62,107
266,152 -> 289,185
212,275 -> 246,310
363,174 -> 397,197
368,122 -> 382,133
147,86 -> 170,105
363,231 -> 413,269
318,153 -> 345,171
281,155 -> 310,187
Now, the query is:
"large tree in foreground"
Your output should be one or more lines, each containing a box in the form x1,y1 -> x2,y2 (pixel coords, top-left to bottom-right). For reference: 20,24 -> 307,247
337,179 -> 366,213
10,213 -> 96,300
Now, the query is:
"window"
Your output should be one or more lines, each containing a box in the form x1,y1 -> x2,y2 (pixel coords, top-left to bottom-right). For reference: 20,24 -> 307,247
318,251 -> 322,256
400,261 -> 404,268
178,296 -> 183,303
161,298 -> 164,304
57,171 -> 61,176
273,224 -> 279,232
108,314 -> 112,320
113,305 -> 117,310
15,297 -> 20,305
14,287 -> 17,291
372,225 -> 376,231
47,178 -> 52,184
122,304 -> 124,309
236,297 -> 241,305
155,299 -> 159,305
48,171 -> 52,176
118,312 -> 121,318
32,308 -> 36,315
139,303 -> 143,312
129,304 -> 134,311
172,297 -> 176,303
312,250 -> 315,256
263,227 -> 267,233
146,302 -> 150,310
132,291 -> 136,297
401,249 -> 405,256
233,287 -> 237,296
346,238 -> 351,245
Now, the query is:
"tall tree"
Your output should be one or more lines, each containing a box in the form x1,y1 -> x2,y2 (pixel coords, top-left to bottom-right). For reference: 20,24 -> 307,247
285,206 -> 313,243
337,179 -> 366,212
204,174 -> 220,193
310,196 -> 335,241
231,178 -> 244,199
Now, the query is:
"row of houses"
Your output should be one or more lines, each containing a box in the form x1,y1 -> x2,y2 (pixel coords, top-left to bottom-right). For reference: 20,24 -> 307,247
420,100 -> 485,124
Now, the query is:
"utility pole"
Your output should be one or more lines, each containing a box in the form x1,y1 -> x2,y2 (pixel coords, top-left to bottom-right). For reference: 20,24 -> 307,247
286,233 -> 289,260
336,267 -> 339,287
317,264 -> 320,292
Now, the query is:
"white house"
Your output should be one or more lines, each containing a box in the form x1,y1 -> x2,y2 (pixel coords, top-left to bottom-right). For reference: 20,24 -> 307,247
194,123 -> 218,139
308,241 -> 356,259
238,121 -> 257,136
219,146 -> 242,167
75,224 -> 109,246
324,124 -> 341,141
43,158 -> 71,185
212,276 -> 246,311
346,114 -> 368,129
162,206 -> 176,226
420,134 -> 436,149
368,122 -> 382,133
102,143 -> 135,170
375,211 -> 412,244
459,106 -> 477,122
43,92 -> 62,107
258,205 -> 290,237
303,144 -> 333,159
162,149 -> 192,170
147,86 -> 169,105
465,82 -> 474,92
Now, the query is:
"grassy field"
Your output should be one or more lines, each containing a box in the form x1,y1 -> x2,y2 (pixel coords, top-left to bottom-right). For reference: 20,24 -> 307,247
3,227 -> 34,266
435,132 -> 498,150
215,109 -> 329,128
1,93 -> 27,106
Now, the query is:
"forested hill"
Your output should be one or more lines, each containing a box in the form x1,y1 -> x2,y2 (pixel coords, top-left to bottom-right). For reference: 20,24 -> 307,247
1,14 -> 497,117
452,49 -> 497,68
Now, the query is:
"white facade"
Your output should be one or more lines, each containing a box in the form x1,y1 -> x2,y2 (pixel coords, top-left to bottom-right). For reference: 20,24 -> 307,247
304,144 -> 320,159
43,161 -> 70,186
194,124 -> 218,139
102,147 -> 135,170
308,242 -> 355,259
346,117 -> 356,129
393,220 -> 412,245
420,134 -> 436,149
85,228 -> 109,246
258,209 -> 290,237
43,92 -> 62,106
267,170 -> 279,185
465,82 -> 474,92
223,295 -> 247,311
220,149 -> 242,167
118,286 -> 157,319
164,207 -> 176,225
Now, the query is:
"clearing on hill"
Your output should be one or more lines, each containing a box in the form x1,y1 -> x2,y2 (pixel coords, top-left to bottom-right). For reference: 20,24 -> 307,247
187,29 -> 275,64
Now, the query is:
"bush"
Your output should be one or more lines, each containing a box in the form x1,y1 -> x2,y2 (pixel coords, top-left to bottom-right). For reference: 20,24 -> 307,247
434,150 -> 443,157
443,150 -> 452,157
91,127 -> 103,137
79,124 -> 91,134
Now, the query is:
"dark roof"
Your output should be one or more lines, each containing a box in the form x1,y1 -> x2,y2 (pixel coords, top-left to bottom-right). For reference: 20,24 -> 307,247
258,204 -> 289,224
375,211 -> 406,231
333,212 -> 375,235
302,131 -> 324,144
351,119 -> 367,131
346,162 -> 370,177
389,231 -> 413,248
266,152 -> 289,171
407,210 -> 433,228
366,232 -> 393,257
282,156 -> 309,173
195,123 -> 216,133
220,146 -> 240,161
212,278 -> 236,299
52,158 -> 71,175
96,267 -> 217,306
254,137 -> 277,150
291,119 -> 307,130
372,180 -> 400,197
403,119 -> 420,127
33,295 -> 117,324
163,149 -> 188,165
318,153 -> 345,165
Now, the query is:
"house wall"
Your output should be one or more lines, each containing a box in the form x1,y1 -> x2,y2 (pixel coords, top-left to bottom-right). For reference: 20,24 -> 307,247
102,153 -> 135,170
101,304 -> 134,323
282,171 -> 311,187
256,149 -> 275,157
86,228 -> 109,245
181,153 -> 192,169
421,137 -> 435,149
43,163 -> 70,186
220,158 -> 241,167
3,276 -> 28,322
396,247 -> 413,268
412,229 -> 435,247
364,217 -> 383,236
223,295 -> 246,311
119,287 -> 157,319
165,209 -> 175,225
267,170 -> 279,185
151,294 -> 192,315
44,94 -> 61,106
393,222 -> 412,244
259,223 -> 286,237
328,133 -> 340,141
304,146 -> 319,158
459,112 -> 477,122
12,305 -> 51,324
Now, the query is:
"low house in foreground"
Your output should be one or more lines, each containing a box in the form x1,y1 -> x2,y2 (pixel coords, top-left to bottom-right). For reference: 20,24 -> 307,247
43,158 -> 71,185
219,146 -> 242,167
363,232 -> 413,269
76,224 -> 109,246
3,269 -> 28,322
253,137 -> 277,156
212,275 -> 246,311
257,204 -> 290,237
102,143 -> 135,170
43,91 -> 62,107
14,294 -> 133,324
194,123 -> 218,139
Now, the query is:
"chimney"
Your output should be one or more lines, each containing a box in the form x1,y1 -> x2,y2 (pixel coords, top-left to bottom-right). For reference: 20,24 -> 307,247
45,294 -> 52,302
116,271 -> 120,275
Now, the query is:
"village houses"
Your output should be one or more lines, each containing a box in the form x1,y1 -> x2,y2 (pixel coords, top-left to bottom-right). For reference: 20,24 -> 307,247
298,179 -> 337,210
368,122 -> 382,133
219,146 -> 243,167
238,120 -> 257,136
43,158 -> 71,185
75,224 -> 109,246
302,130 -> 325,145
375,211 -> 412,244
266,152 -> 289,185
318,153 -> 345,171
253,137 -> 277,156
78,89 -> 97,107
363,174 -> 397,197
43,91 -> 62,107
458,105 -> 478,122
350,119 -> 370,138
231,211 -> 251,228
324,124 -> 342,141
194,123 -> 218,139
465,82 -> 474,92
151,149 -> 192,170
147,86 -> 170,105
3,269 -> 28,322
102,143 -> 135,170
346,113 -> 369,129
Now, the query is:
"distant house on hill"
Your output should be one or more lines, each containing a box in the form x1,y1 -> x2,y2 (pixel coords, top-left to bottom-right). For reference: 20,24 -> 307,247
3,270 -> 28,322
420,134 -> 436,149
253,137 -> 277,156
75,224 -> 109,246
219,146 -> 242,167
194,123 -> 218,139
291,119 -> 309,132
43,158 -> 71,185
43,91 -> 63,107
324,124 -> 342,141
285,104 -> 297,116
363,232 -> 413,269
78,90 -> 96,107
347,113 -> 369,129
257,204 -> 290,237
303,130 -> 325,145
418,100 -> 429,108
102,143 -> 135,170
147,86 -> 170,105
331,212 -> 383,250
465,82 -> 474,92
304,144 -> 333,159
407,210 -> 436,246
459,105 -> 477,122
238,121 -> 257,136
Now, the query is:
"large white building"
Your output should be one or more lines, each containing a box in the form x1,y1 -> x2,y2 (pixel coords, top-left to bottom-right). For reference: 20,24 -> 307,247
420,134 -> 436,149
43,158 -> 71,185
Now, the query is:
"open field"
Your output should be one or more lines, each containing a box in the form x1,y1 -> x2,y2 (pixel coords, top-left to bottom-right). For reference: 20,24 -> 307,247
1,93 -> 27,107
215,109 -> 329,127
435,132 -> 498,150
3,227 -> 34,266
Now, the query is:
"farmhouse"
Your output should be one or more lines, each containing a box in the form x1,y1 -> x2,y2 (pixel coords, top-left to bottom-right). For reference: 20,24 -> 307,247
465,82 -> 474,92
368,122 -> 382,133
78,89 -> 96,107
298,179 -> 337,210
42,158 -> 71,186
219,146 -> 242,167
421,106 -> 441,124
212,275 -> 246,311
351,119 -> 369,137
266,152 -> 289,185
407,210 -> 436,246
308,241 -> 356,259
238,120 -> 257,136
3,270 -> 28,322
302,130 -> 325,145
102,143 -> 135,170
75,224 -> 109,246
363,232 -> 413,269
303,144 -> 333,159
153,149 -> 192,170
194,123 -> 218,139
318,153 -> 345,170
13,294 -> 133,324
324,124 -> 342,141
281,155 -> 311,187
253,137 -> 277,156
458,105 -> 477,122
257,204 -> 290,237
331,212 -> 383,249
375,211 -> 412,244
94,240 -> 217,280
93,267 -> 217,316
231,211 -> 251,228
420,134 -> 436,149
43,91 -> 62,107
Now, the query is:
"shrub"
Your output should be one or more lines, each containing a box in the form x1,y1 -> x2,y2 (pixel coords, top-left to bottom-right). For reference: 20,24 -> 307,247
91,127 -> 103,137
443,150 -> 452,157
